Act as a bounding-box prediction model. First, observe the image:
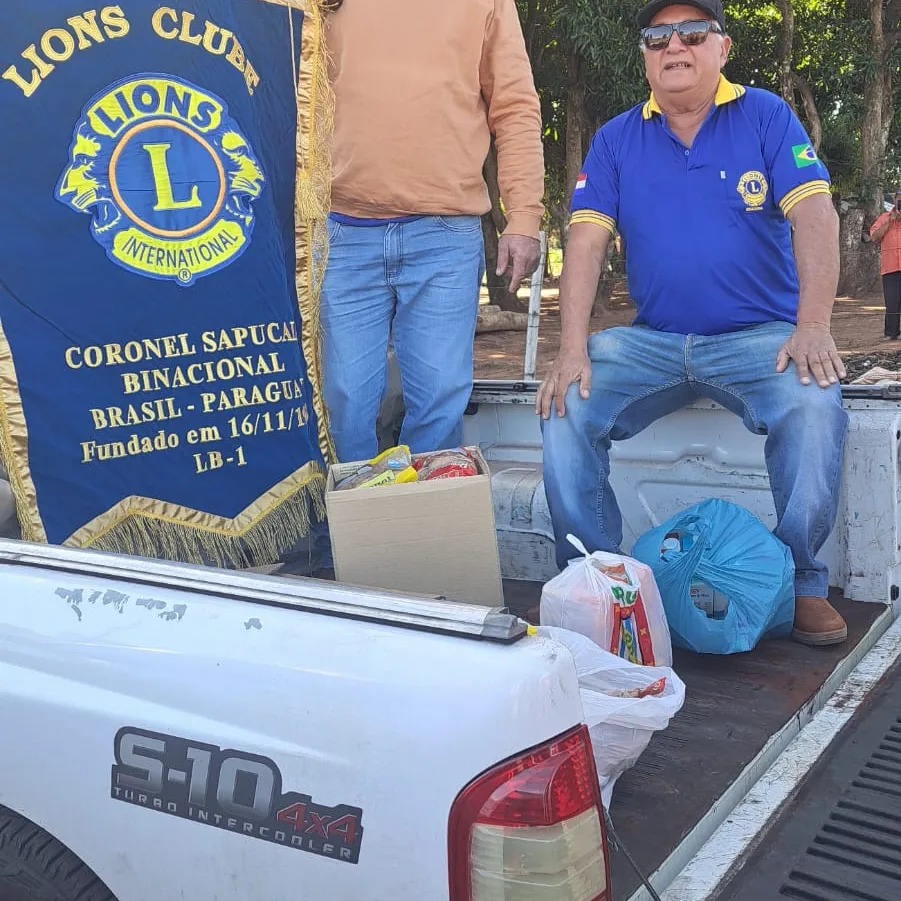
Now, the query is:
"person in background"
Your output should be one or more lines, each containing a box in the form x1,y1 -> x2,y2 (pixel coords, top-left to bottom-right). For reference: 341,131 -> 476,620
869,191 -> 901,340
537,0 -> 849,646
321,0 -> 545,463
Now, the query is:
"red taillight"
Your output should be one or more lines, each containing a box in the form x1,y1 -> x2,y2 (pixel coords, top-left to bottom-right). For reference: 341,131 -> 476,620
449,725 -> 611,901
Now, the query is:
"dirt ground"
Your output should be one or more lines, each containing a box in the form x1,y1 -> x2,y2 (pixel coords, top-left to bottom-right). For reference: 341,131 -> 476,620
474,280 -> 899,384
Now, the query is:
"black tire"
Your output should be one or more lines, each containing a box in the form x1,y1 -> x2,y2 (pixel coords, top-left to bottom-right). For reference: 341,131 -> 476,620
0,806 -> 116,901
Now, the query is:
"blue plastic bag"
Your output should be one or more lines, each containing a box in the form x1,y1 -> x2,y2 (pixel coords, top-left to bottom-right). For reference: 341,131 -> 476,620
631,499 -> 795,655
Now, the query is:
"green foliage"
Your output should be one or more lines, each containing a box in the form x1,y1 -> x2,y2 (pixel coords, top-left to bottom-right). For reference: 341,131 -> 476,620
516,0 -> 899,215
553,0 -> 647,123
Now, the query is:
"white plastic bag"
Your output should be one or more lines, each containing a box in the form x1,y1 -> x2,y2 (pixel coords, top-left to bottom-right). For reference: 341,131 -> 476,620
541,535 -> 673,667
540,626 -> 686,807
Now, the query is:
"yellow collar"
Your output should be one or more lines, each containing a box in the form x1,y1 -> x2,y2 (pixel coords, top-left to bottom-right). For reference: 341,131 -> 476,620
642,75 -> 746,120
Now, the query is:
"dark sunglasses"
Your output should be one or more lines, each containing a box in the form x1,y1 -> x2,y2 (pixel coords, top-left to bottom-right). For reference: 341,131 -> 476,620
641,20 -> 724,51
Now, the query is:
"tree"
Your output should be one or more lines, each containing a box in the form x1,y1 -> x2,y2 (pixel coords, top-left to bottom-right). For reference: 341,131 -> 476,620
508,0 -> 900,297
838,0 -> 898,293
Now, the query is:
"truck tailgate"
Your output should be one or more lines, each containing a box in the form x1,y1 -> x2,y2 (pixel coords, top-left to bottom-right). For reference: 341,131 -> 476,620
0,548 -> 584,901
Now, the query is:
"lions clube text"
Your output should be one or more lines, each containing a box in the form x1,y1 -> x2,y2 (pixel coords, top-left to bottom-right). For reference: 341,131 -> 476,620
2,5 -> 262,98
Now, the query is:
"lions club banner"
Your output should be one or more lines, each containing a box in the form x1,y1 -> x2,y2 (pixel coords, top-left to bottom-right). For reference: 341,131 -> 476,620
0,1 -> 333,565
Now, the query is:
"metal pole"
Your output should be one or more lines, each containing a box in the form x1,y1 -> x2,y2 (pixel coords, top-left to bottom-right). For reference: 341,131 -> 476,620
523,231 -> 547,382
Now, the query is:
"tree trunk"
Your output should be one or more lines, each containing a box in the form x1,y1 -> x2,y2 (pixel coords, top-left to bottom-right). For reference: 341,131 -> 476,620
564,53 -> 586,205
839,0 -> 893,293
481,215 -> 524,312
548,206 -> 568,260
791,73 -> 823,151
591,241 -> 618,314
838,203 -> 879,296
481,142 -> 522,311
561,50 -> 586,252
775,0 -> 797,110
775,2 -> 824,152
859,0 -> 886,213
476,309 -> 528,333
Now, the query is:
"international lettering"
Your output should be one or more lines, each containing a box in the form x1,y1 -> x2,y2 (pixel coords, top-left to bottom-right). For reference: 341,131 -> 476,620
119,226 -> 238,269
109,223 -> 248,286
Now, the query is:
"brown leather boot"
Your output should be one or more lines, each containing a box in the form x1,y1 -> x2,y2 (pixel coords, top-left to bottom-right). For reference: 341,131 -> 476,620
792,596 -> 848,646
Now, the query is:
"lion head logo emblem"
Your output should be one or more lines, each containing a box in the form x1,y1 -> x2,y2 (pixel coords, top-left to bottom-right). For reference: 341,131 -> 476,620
58,124 -> 122,236
220,131 -> 265,225
56,74 -> 266,286
736,170 -> 769,212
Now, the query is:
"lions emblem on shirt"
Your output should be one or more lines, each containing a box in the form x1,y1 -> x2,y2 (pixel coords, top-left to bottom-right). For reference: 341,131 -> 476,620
737,171 -> 769,211
56,74 -> 265,286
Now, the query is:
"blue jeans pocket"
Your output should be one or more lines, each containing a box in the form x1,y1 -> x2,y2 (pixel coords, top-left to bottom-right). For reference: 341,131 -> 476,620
435,215 -> 482,232
327,218 -> 343,243
325,218 -> 344,244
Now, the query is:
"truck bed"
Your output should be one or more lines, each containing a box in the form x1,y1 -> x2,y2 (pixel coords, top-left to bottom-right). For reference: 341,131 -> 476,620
463,382 -> 900,897
501,580 -> 890,901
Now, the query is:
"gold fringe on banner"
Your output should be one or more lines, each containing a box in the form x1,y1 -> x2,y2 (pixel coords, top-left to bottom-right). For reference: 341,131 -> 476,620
0,319 -> 46,544
290,0 -> 335,465
0,0 -> 336,568
82,467 -> 328,568
263,0 -> 335,463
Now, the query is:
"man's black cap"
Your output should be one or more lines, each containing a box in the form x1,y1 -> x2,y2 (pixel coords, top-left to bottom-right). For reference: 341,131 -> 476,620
636,0 -> 726,29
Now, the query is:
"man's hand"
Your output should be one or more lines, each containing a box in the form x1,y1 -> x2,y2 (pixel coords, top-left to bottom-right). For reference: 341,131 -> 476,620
892,208 -> 901,222
536,222 -> 610,418
775,323 -> 846,387
497,234 -> 540,293
536,348 -> 592,419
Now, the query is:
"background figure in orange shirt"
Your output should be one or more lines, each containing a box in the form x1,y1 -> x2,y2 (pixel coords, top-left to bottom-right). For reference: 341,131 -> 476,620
321,0 -> 545,463
869,191 -> 901,340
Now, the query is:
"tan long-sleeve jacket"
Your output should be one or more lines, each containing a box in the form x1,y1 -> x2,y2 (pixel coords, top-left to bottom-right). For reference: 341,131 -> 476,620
325,0 -> 545,237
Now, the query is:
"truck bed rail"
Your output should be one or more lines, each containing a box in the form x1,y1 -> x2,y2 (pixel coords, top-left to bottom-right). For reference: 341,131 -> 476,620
0,539 -> 527,644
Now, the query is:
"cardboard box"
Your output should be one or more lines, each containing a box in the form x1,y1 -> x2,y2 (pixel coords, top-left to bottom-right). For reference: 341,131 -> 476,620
325,447 -> 504,606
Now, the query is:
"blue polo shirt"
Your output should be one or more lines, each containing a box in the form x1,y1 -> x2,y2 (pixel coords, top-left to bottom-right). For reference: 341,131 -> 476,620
571,76 -> 832,335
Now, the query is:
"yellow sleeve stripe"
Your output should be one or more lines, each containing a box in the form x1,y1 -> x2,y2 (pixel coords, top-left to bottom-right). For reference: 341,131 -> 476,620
569,210 -> 617,235
779,180 -> 831,216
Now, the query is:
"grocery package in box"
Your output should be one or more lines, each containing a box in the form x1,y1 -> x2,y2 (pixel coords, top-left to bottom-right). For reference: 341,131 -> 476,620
325,446 -> 503,605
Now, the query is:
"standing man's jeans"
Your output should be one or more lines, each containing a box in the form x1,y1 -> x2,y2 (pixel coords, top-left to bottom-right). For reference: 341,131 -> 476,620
541,323 -> 848,599
321,215 -> 485,462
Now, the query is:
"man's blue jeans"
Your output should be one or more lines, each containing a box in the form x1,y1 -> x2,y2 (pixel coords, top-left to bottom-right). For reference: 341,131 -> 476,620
541,323 -> 848,599
321,215 -> 485,462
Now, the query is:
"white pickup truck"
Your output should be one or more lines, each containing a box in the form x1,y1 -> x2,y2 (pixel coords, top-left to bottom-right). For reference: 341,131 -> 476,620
1,379 -> 899,901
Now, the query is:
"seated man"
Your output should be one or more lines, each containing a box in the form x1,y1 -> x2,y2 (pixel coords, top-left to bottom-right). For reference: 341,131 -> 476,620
536,0 -> 848,646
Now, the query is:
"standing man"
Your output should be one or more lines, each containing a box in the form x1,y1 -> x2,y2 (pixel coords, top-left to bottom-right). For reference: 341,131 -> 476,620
322,0 -> 544,462
869,191 -> 901,340
537,0 -> 850,645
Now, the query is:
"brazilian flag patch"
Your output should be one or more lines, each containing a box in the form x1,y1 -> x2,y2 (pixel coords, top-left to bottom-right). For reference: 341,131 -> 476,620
792,143 -> 819,168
